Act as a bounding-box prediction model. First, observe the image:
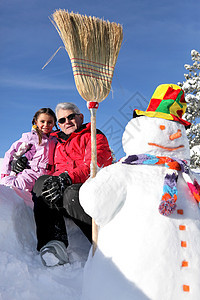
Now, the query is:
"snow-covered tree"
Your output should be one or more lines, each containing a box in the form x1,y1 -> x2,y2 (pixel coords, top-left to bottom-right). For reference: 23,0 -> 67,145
178,49 -> 200,168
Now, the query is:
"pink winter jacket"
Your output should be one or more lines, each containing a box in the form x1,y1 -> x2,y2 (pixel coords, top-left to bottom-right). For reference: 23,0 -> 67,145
1,130 -> 57,192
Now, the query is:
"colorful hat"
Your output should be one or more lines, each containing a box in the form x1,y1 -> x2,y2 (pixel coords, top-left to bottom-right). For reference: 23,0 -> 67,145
133,84 -> 191,128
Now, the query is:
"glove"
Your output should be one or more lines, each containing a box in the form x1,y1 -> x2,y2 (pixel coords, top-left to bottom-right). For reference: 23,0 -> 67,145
11,156 -> 28,174
41,172 -> 72,209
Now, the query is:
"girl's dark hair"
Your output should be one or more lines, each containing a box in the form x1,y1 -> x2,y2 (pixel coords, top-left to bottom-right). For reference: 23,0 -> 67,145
32,108 -> 58,144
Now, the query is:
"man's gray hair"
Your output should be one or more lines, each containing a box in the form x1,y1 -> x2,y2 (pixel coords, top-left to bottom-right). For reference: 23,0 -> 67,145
55,102 -> 81,117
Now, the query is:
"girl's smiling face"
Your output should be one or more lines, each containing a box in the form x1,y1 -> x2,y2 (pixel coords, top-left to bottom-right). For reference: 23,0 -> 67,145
35,113 -> 55,134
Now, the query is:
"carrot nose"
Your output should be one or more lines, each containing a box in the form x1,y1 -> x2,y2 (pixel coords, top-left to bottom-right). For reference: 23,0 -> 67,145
169,129 -> 182,140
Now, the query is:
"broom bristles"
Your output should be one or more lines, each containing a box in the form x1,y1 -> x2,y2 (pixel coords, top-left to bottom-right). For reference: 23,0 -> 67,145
51,10 -> 123,102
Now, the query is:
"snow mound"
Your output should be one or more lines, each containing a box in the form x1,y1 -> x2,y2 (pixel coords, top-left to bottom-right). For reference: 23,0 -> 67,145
0,183 -> 91,300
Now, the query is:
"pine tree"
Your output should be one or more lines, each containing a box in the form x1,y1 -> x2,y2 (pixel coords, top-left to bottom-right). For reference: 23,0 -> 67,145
178,49 -> 200,169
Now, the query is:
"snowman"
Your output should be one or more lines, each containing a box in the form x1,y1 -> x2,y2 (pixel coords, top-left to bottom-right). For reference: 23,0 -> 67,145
79,84 -> 200,300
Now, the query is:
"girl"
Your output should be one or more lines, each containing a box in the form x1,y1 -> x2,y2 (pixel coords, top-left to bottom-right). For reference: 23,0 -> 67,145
1,108 -> 57,192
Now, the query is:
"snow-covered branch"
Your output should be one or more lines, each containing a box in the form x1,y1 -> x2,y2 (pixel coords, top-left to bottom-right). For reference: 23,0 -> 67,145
178,49 -> 200,168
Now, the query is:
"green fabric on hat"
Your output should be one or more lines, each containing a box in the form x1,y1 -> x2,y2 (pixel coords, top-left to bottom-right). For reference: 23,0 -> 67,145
155,99 -> 175,114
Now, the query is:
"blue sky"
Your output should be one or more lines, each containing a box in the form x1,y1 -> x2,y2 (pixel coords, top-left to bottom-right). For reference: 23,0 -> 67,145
1,0 -> 200,160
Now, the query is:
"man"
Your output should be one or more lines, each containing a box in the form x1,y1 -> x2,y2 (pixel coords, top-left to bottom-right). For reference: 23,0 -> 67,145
32,102 -> 113,266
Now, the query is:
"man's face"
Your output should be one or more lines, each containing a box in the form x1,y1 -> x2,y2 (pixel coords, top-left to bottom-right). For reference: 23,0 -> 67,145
57,109 -> 83,135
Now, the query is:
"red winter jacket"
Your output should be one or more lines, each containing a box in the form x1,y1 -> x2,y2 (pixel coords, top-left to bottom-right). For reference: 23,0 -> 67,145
51,123 -> 112,183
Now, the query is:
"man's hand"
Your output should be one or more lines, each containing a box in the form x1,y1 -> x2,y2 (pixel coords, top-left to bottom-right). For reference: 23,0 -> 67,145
41,177 -> 61,208
11,156 -> 28,174
41,173 -> 72,209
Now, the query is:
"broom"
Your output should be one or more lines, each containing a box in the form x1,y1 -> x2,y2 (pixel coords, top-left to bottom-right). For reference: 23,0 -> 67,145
51,9 -> 123,255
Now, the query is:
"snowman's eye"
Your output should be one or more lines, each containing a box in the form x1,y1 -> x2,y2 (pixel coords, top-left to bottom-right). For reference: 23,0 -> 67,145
160,125 -> 165,130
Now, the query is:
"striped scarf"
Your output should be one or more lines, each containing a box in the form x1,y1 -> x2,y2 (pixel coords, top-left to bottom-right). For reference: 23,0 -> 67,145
122,154 -> 200,216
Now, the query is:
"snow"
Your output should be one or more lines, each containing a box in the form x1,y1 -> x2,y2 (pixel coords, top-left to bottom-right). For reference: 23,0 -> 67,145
1,112 -> 200,300
0,158 -> 91,300
42,252 -> 60,266
191,145 -> 200,156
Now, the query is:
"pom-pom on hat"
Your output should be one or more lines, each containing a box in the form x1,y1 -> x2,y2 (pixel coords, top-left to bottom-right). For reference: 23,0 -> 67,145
133,84 -> 191,128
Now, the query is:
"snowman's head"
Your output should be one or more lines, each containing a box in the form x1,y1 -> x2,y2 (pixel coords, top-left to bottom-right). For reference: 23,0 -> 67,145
122,83 -> 191,162
122,116 -> 190,163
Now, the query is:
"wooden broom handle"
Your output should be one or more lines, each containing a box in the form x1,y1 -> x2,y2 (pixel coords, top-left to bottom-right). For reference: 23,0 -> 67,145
90,107 -> 97,178
88,102 -> 99,256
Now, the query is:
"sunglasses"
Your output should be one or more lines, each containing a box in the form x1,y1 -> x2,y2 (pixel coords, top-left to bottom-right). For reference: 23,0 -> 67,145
58,113 -> 80,124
